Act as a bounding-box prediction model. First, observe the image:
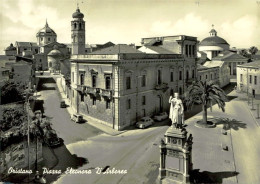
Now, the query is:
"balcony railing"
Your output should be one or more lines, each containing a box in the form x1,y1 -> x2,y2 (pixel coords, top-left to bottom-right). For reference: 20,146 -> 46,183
86,87 -> 100,95
101,89 -> 113,98
76,85 -> 86,93
155,83 -> 169,90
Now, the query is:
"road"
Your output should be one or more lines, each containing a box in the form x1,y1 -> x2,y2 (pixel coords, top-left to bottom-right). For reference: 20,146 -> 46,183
37,78 -> 260,184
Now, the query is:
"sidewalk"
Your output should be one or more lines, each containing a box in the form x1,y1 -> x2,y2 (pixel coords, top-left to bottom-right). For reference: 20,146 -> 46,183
185,115 -> 238,184
55,77 -> 126,136
230,90 -> 260,127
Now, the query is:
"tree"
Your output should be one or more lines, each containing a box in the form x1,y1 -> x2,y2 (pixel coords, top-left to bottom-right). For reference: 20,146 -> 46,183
249,46 -> 258,55
185,80 -> 227,125
239,49 -> 250,58
1,81 -> 25,104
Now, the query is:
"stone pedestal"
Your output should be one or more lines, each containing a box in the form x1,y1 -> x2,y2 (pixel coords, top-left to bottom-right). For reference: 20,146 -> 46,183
159,126 -> 193,184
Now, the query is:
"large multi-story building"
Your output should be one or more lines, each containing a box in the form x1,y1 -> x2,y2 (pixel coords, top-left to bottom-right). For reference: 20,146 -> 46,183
69,8 -> 198,130
237,61 -> 260,99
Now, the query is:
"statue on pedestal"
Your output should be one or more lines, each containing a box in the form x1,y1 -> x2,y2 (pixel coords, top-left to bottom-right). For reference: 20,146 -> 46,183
169,93 -> 184,129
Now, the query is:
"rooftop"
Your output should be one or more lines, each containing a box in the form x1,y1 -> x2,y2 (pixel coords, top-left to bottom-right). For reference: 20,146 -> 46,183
238,60 -> 260,69
91,44 -> 142,54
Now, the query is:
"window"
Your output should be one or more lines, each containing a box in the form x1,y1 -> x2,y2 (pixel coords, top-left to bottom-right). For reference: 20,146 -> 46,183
185,45 -> 188,56
189,45 -> 192,56
105,77 -> 111,89
179,87 -> 182,95
199,76 -> 202,80
74,23 -> 77,29
141,75 -> 146,87
126,76 -> 131,89
249,75 -> 252,84
192,70 -> 195,78
206,75 -> 208,80
240,74 -> 243,82
170,72 -> 174,82
92,75 -> 96,87
142,96 -> 146,105
179,71 -> 182,80
106,100 -> 111,109
80,74 -> 85,85
254,76 -> 257,85
80,94 -> 84,102
186,70 -> 189,80
79,23 -> 82,29
92,97 -> 96,105
49,62 -> 52,67
41,38 -> 43,41
127,99 -> 131,109
192,45 -> 195,56
39,59 -> 42,63
170,89 -> 174,96
54,38 -> 56,42
48,38 -> 50,41
158,70 -> 162,84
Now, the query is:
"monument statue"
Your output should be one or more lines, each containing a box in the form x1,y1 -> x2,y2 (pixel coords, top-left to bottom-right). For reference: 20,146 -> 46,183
169,93 -> 184,128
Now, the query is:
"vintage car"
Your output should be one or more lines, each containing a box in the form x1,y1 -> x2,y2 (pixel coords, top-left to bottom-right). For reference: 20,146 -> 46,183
60,101 -> 66,108
43,128 -> 61,147
136,117 -> 154,129
71,114 -> 85,123
154,112 -> 168,121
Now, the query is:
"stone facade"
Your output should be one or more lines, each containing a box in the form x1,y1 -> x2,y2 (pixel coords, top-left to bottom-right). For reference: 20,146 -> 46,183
237,61 -> 260,99
70,52 -> 196,130
197,65 -> 219,85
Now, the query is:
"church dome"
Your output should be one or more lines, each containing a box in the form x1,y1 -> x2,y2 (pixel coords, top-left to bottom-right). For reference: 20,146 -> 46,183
5,43 -> 16,51
36,21 -> 56,37
48,48 -> 63,57
200,36 -> 229,47
72,8 -> 84,18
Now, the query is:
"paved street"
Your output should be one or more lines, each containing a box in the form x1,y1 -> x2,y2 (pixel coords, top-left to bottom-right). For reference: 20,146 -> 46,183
35,78 -> 260,184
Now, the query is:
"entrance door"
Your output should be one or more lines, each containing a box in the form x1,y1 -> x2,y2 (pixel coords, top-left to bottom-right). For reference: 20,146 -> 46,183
252,89 -> 255,98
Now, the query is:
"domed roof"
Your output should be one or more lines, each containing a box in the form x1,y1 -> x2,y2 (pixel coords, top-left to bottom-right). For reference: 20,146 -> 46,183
5,43 -> 16,51
36,21 -> 56,37
48,48 -> 63,57
72,7 -> 84,18
200,36 -> 229,47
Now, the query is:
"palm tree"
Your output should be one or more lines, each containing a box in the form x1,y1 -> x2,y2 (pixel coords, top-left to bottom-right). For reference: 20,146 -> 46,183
185,80 -> 227,125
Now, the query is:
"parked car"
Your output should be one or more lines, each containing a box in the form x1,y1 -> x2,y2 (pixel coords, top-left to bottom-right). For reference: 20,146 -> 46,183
71,114 -> 85,123
60,101 -> 66,108
136,117 -> 154,129
43,128 -> 61,147
154,112 -> 168,121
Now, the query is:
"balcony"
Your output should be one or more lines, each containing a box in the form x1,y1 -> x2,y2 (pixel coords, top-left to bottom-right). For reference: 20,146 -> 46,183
86,87 -> 100,96
76,85 -> 87,94
155,83 -> 169,90
101,89 -> 113,99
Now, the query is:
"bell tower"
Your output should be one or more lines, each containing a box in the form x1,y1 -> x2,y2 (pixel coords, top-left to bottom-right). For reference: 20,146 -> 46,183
71,5 -> 85,55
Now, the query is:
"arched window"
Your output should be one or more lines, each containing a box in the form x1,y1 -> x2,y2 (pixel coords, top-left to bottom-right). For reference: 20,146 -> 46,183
79,23 -> 82,29
74,23 -> 77,29
186,70 -> 189,80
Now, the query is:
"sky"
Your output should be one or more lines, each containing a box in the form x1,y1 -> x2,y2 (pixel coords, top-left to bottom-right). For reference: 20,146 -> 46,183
0,0 -> 259,54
